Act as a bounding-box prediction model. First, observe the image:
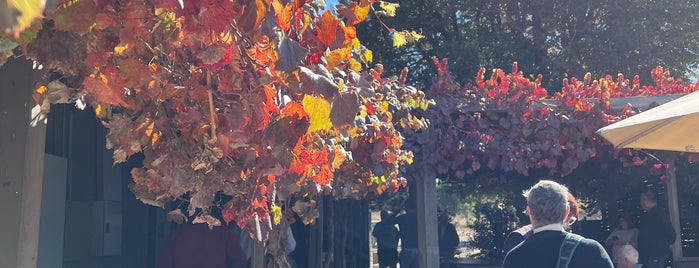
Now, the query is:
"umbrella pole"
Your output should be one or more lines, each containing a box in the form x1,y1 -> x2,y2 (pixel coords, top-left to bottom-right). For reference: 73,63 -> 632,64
663,154 -> 683,262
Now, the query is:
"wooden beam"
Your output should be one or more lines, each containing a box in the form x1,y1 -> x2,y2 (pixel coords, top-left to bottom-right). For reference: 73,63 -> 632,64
459,93 -> 687,112
416,170 -> 439,268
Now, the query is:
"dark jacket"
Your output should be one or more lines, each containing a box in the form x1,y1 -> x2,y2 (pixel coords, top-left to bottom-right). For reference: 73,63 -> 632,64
396,212 -> 418,249
503,224 -> 533,254
157,223 -> 247,268
638,206 -> 676,261
438,222 -> 460,257
372,221 -> 399,249
502,230 -> 613,268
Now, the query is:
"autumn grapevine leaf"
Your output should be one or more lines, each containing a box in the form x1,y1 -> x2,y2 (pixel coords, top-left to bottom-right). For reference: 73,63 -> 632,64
6,0 -> 432,245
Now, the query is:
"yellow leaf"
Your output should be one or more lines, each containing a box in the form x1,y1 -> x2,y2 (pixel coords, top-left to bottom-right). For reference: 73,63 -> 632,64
352,38 -> 361,49
35,85 -> 46,94
272,205 -> 282,225
114,44 -> 129,55
363,49 -> 373,63
94,103 -> 103,117
302,95 -> 332,132
378,1 -> 399,17
337,79 -> 345,91
325,47 -> 352,70
349,58 -> 361,72
6,0 -> 44,36
392,31 -> 407,47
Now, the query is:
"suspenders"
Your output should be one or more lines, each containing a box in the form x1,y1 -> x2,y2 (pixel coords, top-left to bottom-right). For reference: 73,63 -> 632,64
557,232 -> 583,268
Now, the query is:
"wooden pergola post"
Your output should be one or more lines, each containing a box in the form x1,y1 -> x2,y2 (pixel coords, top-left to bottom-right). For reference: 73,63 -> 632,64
416,170 -> 439,268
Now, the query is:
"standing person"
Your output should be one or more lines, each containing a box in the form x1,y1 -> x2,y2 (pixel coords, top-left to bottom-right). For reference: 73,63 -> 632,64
372,211 -> 399,268
396,203 -> 419,268
605,213 -> 639,266
502,180 -> 613,268
503,192 -> 580,253
438,212 -> 460,259
158,214 -> 247,268
638,191 -> 676,268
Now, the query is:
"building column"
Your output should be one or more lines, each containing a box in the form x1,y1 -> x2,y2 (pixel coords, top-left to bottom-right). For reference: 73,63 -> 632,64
0,58 -> 47,268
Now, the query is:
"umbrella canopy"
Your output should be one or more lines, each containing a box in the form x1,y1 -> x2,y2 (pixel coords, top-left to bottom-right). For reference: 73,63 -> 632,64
596,90 -> 699,152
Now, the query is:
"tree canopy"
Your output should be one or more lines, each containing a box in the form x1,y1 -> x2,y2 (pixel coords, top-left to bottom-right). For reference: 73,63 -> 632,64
356,0 -> 699,90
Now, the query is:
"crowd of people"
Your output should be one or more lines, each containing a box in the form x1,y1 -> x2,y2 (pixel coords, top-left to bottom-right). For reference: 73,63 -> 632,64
502,180 -> 675,268
371,203 -> 461,268
154,179 -> 675,268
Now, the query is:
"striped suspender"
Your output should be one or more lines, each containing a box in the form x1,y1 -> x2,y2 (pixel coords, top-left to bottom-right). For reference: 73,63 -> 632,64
557,232 -> 583,268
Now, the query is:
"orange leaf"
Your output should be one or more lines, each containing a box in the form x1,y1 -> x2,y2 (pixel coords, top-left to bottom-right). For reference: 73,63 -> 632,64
317,11 -> 338,48
272,0 -> 294,32
330,148 -> 346,169
337,0 -> 371,26
281,101 -> 309,119
313,165 -> 333,185
326,47 -> 352,70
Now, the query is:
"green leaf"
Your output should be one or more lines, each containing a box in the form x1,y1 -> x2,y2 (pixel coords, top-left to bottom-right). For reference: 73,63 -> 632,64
302,95 -> 332,132
406,30 -> 424,43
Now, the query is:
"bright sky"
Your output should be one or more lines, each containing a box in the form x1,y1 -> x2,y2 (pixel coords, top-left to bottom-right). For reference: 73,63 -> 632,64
324,0 -> 339,10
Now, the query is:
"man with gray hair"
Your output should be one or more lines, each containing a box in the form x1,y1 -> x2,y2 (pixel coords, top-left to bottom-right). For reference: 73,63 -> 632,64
502,180 -> 613,268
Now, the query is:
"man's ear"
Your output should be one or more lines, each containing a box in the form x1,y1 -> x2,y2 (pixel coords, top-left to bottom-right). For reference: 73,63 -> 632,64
564,204 -> 570,222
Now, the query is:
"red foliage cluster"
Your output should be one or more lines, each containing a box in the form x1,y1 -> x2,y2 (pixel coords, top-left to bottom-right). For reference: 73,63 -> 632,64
415,58 -> 699,179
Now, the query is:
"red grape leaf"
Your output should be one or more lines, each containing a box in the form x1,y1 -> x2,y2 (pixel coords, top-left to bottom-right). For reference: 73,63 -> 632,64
276,36 -> 308,73
238,0 -> 267,33
317,11 -> 338,48
330,91 -> 359,127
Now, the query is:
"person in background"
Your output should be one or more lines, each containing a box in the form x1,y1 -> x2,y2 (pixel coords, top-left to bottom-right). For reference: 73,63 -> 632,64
438,211 -> 460,259
158,207 -> 247,268
503,192 -> 580,253
372,211 -> 399,268
501,180 -> 613,268
605,213 -> 639,266
396,202 -> 419,268
638,191 -> 675,268
617,245 -> 643,268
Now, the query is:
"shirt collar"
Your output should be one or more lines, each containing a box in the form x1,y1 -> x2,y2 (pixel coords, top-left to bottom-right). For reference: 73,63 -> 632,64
533,223 -> 564,233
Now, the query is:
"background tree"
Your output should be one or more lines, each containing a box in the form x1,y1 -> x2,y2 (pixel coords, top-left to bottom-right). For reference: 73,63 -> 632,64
356,0 -> 699,90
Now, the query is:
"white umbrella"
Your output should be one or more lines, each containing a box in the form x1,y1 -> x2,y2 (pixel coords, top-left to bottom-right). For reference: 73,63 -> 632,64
596,90 -> 699,152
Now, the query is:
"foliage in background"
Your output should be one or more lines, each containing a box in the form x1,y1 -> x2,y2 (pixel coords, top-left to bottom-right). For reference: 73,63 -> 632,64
469,201 -> 519,261
356,0 -> 699,90
405,59 -> 699,185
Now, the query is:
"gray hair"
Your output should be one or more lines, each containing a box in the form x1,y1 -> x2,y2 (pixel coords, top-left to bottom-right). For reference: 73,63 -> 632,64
524,180 -> 569,226
618,245 -> 639,264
